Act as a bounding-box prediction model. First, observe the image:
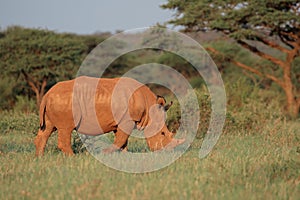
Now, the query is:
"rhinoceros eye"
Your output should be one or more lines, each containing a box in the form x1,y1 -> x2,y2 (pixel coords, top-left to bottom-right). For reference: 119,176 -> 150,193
161,131 -> 165,136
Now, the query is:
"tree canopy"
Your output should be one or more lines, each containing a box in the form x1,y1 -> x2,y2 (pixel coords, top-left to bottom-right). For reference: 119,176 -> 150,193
0,26 -> 104,106
162,0 -> 300,117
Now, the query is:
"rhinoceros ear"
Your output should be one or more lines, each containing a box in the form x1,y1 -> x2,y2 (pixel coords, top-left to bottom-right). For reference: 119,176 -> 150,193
156,95 -> 166,107
164,101 -> 173,111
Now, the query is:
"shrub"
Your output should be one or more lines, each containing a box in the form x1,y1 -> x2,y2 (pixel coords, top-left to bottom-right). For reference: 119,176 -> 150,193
13,95 -> 37,113
166,76 -> 286,139
0,111 -> 39,135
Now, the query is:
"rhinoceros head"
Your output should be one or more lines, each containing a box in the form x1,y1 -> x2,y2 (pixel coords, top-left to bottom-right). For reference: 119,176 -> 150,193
143,96 -> 185,151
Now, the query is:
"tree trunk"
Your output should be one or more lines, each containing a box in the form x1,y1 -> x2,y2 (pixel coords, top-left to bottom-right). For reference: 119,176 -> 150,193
283,83 -> 299,118
29,81 -> 44,109
206,46 -> 300,118
21,70 -> 47,108
282,51 -> 300,118
35,89 -> 41,109
35,78 -> 47,108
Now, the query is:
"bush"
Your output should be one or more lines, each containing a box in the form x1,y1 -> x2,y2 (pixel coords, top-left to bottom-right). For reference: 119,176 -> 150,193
0,77 -> 15,109
223,77 -> 285,134
0,111 -> 39,135
13,95 -> 37,113
166,76 -> 286,139
165,85 -> 211,139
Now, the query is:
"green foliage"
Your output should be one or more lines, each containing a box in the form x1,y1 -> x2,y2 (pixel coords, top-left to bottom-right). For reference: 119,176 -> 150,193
0,76 -> 15,109
162,0 -> 299,39
0,111 -> 39,135
71,132 -> 87,154
157,52 -> 198,78
189,76 -> 206,88
0,26 -> 86,79
292,56 -> 300,88
224,79 -> 283,133
162,0 -> 300,118
207,40 -> 291,90
106,49 -> 200,82
165,76 -> 286,141
0,26 -> 106,109
13,95 -> 36,113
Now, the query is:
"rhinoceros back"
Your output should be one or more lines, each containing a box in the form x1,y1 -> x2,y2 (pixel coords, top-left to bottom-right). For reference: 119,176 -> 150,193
72,76 -> 104,135
72,76 -> 144,135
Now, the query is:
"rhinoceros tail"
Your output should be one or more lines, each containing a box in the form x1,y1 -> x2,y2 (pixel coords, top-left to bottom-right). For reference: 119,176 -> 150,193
39,95 -> 47,131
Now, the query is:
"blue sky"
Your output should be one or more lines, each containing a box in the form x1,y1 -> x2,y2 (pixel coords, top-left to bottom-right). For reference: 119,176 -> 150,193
0,0 -> 175,34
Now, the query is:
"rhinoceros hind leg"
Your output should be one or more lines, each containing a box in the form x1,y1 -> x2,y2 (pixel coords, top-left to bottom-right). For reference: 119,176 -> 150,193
34,120 -> 55,156
57,128 -> 74,156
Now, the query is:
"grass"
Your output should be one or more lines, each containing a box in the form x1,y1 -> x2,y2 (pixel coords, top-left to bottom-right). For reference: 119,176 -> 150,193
0,111 -> 299,200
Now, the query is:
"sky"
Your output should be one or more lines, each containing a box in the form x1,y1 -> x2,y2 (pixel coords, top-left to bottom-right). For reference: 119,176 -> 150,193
0,0 -> 175,34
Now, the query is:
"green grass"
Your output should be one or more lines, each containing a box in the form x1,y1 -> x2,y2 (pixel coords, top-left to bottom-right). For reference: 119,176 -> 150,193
0,111 -> 299,200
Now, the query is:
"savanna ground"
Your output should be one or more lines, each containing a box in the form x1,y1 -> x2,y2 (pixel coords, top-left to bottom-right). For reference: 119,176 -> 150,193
0,80 -> 299,200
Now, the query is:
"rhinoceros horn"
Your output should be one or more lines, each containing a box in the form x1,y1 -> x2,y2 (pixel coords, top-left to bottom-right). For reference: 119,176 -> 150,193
165,138 -> 185,150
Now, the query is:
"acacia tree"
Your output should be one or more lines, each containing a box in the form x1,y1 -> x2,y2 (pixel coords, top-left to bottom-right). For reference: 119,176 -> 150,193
0,27 -> 100,107
162,0 -> 300,117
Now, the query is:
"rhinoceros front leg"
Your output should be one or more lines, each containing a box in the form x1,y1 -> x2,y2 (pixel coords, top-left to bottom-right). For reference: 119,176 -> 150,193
102,128 -> 130,153
120,140 -> 128,152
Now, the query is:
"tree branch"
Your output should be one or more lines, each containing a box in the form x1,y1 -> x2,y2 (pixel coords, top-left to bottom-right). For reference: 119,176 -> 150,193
40,77 -> 47,97
291,3 -> 300,14
280,31 -> 298,41
255,36 -> 291,53
237,40 -> 286,68
278,33 -> 295,49
206,46 -> 285,87
21,69 -> 41,106
242,70 -> 259,85
278,30 -> 300,50
265,74 -> 285,88
21,70 -> 39,94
